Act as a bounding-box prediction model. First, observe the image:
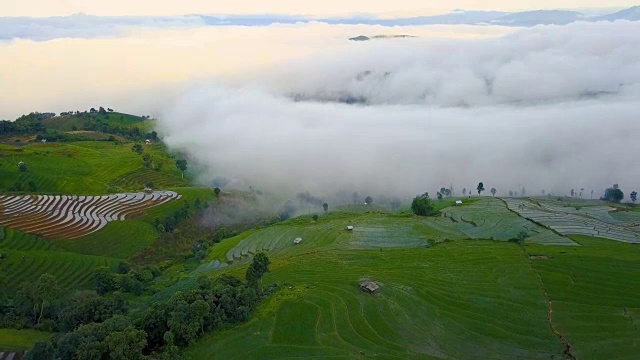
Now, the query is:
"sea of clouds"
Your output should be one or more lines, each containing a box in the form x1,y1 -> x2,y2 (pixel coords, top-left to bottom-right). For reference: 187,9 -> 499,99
157,21 -> 640,200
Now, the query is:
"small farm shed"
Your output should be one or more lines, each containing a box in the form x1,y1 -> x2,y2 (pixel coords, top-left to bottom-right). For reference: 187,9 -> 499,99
293,237 -> 302,244
360,281 -> 379,294
143,187 -> 153,193
346,226 -> 354,230
455,200 -> 463,205
145,139 -> 152,145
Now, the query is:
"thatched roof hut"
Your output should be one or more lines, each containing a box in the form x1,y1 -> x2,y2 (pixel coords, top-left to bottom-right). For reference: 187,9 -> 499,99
359,281 -> 379,293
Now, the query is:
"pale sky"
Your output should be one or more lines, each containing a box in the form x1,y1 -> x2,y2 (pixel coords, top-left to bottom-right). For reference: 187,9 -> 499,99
1,0 -> 637,17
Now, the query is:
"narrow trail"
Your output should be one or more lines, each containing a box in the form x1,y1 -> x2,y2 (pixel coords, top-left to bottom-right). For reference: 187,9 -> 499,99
519,244 -> 578,360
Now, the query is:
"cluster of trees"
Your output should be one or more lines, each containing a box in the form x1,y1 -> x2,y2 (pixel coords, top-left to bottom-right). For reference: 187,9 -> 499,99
351,192 -> 373,205
506,188 -> 525,197
569,188 -> 586,198
154,200 -> 192,233
191,228 -> 236,261
0,273 -> 128,334
0,112 -> 50,135
601,184 -> 625,203
23,270 -> 264,359
79,120 -> 144,140
94,263 -> 161,296
0,109 -> 153,142
131,144 -> 163,171
34,132 -> 91,143
437,187 -> 452,200
411,193 -> 437,216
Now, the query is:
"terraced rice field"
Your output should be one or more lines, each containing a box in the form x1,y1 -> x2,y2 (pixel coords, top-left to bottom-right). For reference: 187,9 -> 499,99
0,228 -> 117,292
0,351 -> 22,360
0,191 -> 181,239
184,198 -> 640,359
0,141 -> 186,194
434,198 -> 577,245
504,198 -> 640,244
187,241 -> 567,359
525,236 -> 640,359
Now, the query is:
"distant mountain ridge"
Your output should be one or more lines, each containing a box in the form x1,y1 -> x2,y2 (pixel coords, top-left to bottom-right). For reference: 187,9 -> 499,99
2,6 -> 640,41
198,6 -> 640,27
592,5 -> 640,21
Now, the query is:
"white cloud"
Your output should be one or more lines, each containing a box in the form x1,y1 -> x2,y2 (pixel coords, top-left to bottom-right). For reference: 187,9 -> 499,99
157,21 -> 640,200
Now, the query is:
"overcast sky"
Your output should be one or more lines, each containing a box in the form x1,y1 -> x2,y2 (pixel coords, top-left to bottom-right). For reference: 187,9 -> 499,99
2,0 -> 637,17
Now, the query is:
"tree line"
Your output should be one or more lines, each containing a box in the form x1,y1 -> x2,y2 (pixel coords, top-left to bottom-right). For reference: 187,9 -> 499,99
3,253 -> 271,359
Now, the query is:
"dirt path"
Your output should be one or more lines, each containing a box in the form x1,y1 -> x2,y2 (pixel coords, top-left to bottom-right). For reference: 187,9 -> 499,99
519,245 -> 578,359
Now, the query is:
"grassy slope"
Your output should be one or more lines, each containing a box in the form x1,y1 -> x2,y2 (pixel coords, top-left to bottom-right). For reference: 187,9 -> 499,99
185,200 -> 640,359
187,241 -> 562,359
0,228 -> 118,292
525,235 -> 640,359
0,141 -> 188,194
41,112 -> 147,131
0,329 -> 50,351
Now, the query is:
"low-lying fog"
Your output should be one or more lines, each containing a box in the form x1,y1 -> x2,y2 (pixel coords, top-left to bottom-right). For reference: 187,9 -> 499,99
157,21 -> 640,202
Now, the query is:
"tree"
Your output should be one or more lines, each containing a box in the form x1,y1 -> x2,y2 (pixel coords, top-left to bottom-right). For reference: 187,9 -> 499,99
352,192 -> 359,204
411,193 -> 436,216
142,153 -> 153,168
245,252 -> 270,293
312,214 -> 318,222
94,267 -> 117,295
18,161 -> 27,172
571,189 -> 575,197
630,191 -> 637,202
436,192 -> 443,200
364,196 -> 373,205
322,202 -> 328,214
542,189 -> 545,195
462,188 -> 467,196
601,184 -> 624,203
131,143 -> 143,154
175,159 -> 188,180
477,182 -> 485,195
19,273 -> 59,324
509,190 -> 514,197
580,188 -> 585,198
214,187 -> 221,196
25,340 -> 55,360
490,188 -> 497,197
105,326 -> 147,360
521,187 -> 526,196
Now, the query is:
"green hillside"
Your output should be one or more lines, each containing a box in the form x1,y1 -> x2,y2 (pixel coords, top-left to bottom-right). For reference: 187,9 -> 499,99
0,141 -> 186,194
41,111 -> 148,132
183,199 -> 640,359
